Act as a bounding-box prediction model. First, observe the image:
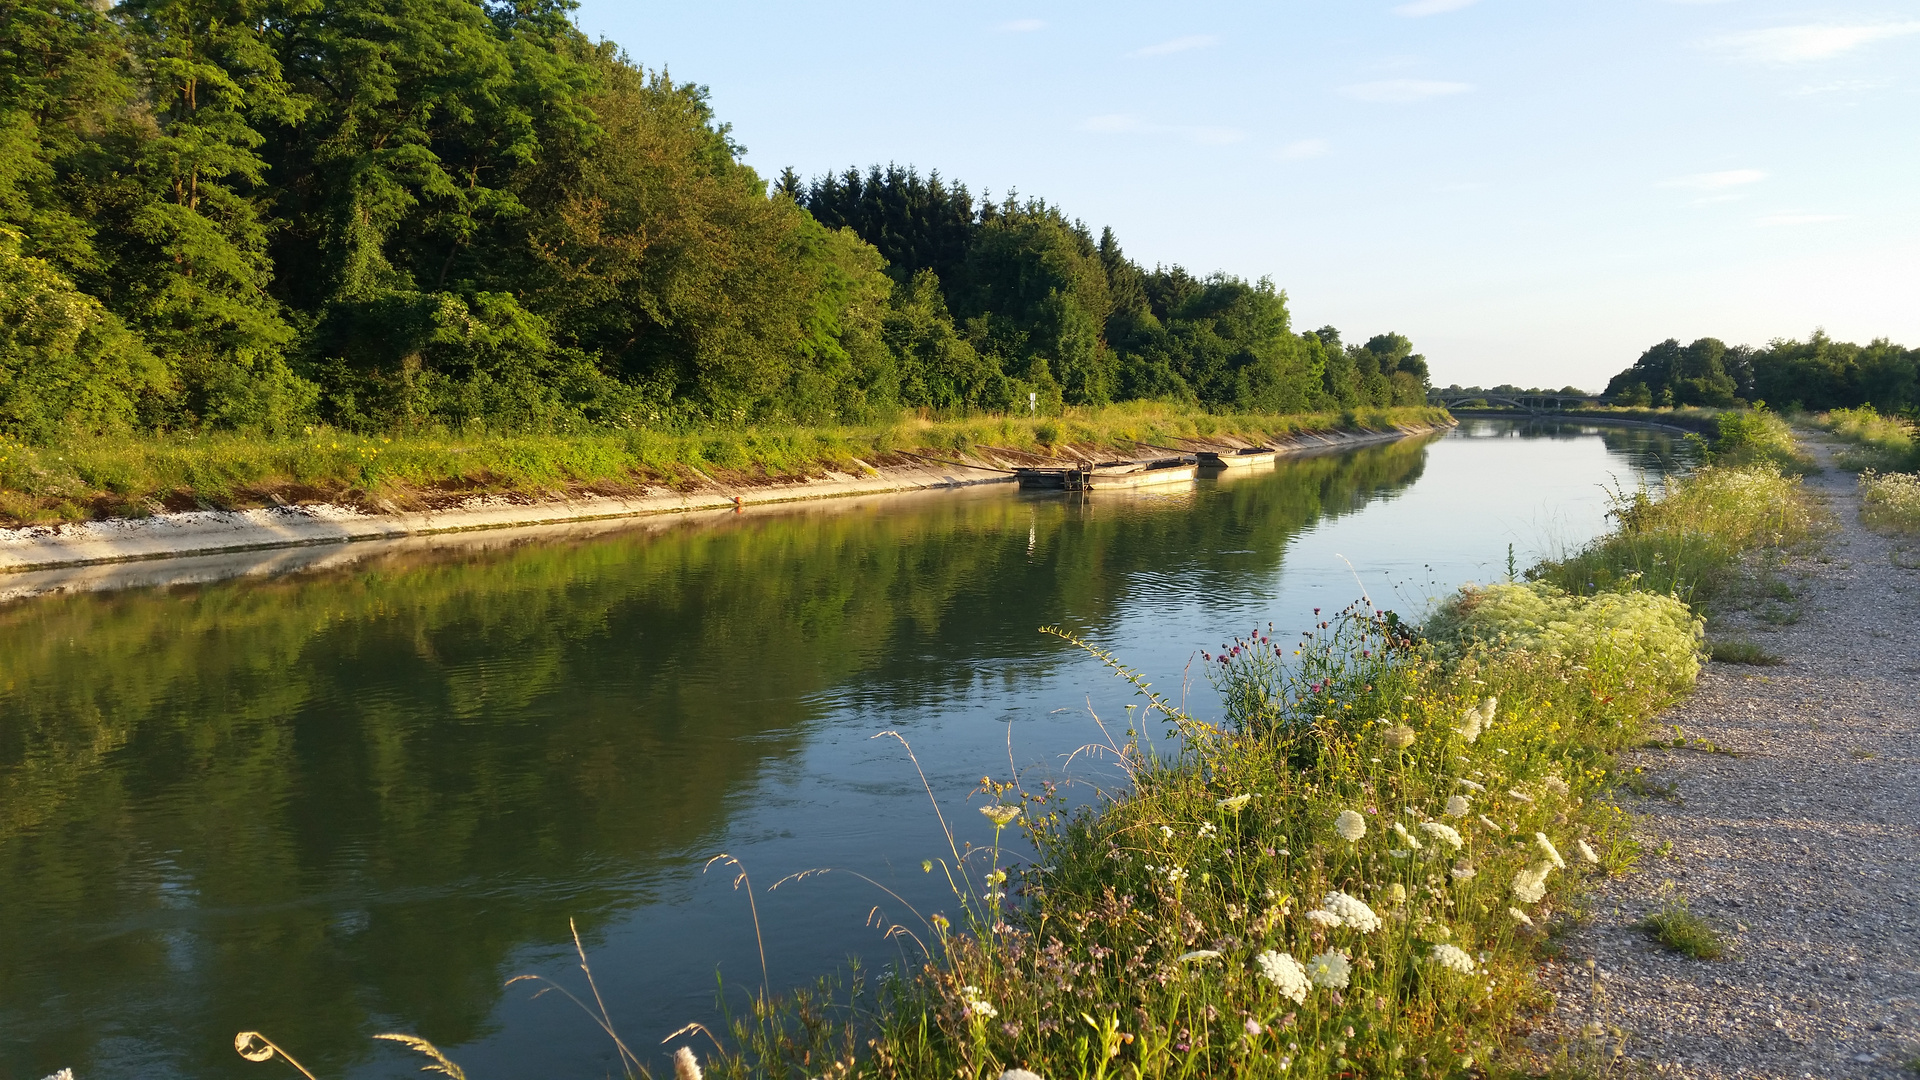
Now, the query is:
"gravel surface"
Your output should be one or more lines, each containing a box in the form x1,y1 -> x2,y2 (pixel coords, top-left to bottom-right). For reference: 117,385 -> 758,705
1538,437 -> 1920,1078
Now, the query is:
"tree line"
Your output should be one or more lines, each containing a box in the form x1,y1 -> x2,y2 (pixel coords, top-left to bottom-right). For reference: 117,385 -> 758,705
1605,332 -> 1919,414
0,0 -> 1430,441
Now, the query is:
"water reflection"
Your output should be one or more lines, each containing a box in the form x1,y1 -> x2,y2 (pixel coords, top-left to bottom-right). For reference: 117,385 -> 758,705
0,422 -> 1686,1079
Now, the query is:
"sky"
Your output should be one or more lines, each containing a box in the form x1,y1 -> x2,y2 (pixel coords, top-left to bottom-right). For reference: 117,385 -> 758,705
571,1 -> 1920,392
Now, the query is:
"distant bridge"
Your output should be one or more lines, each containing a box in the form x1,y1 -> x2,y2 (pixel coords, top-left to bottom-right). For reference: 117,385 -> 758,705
1431,392 -> 1604,414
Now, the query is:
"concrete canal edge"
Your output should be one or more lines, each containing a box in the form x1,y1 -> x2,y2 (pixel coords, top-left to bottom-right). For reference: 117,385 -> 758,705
0,421 -> 1455,579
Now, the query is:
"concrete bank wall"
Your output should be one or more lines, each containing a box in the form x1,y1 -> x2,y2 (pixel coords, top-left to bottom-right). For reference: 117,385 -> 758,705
0,421 -> 1450,581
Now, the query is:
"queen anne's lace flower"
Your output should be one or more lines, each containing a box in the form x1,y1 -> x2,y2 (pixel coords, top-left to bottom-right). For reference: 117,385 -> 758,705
1507,789 -> 1535,804
1256,950 -> 1312,1002
1333,810 -> 1367,842
1535,832 -> 1566,869
1384,724 -> 1416,750
980,805 -> 1021,827
1430,943 -> 1477,974
1543,775 -> 1571,797
1512,862 -> 1553,905
1451,859 -> 1477,881
1508,907 -> 1534,926
1321,891 -> 1382,933
1455,708 -> 1483,744
1446,794 -> 1471,818
1305,909 -> 1343,928
1217,794 -> 1252,811
1420,821 -> 1464,849
1387,883 -> 1408,903
1177,949 -> 1222,962
1477,814 -> 1501,832
960,985 -> 998,1019
1456,778 -> 1486,792
1307,950 -> 1351,989
1577,839 -> 1600,864
1391,820 -> 1423,850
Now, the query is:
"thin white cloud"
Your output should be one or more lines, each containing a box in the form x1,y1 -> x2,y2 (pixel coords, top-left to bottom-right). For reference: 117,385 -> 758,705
995,18 -> 1045,33
1276,138 -> 1331,160
1130,35 -> 1217,57
1657,168 -> 1766,191
1341,79 -> 1472,103
1758,213 -> 1847,226
1717,22 -> 1920,63
1394,0 -> 1480,16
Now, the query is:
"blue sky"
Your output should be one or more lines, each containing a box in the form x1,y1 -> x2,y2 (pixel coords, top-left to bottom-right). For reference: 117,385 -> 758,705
572,1 -> 1920,391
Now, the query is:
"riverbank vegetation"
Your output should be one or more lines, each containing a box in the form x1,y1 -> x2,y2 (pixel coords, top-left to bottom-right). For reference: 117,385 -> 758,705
1603,333 -> 1918,413
0,1 -> 1426,448
1815,406 -> 1918,473
642,467 -> 1810,1077
0,403 -> 1448,525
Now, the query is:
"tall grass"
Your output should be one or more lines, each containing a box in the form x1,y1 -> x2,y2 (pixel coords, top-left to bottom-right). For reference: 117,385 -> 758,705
0,404 -> 1450,525
1816,406 -> 1918,473
1859,471 -> 1920,533
1707,406 -> 1813,473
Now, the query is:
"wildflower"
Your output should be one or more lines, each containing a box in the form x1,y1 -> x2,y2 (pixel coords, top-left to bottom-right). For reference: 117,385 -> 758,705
1429,943 -> 1477,974
1477,814 -> 1501,832
981,805 -> 1021,827
1217,794 -> 1252,811
960,986 -> 998,1019
1178,949 -> 1223,963
1198,821 -> 1218,838
1165,866 -> 1188,884
1333,810 -> 1367,842
1390,849 -> 1413,859
1512,862 -> 1553,905
1245,1017 -> 1264,1037
674,1046 -> 703,1080
1322,891 -> 1382,933
1257,950 -> 1313,1002
1507,789 -> 1535,804
1307,951 -> 1351,989
1480,696 -> 1498,725
1534,832 -> 1566,869
1508,907 -> 1534,926
1384,724 -> 1416,750
1306,909 -> 1343,929
986,869 -> 1007,886
1391,821 -> 1423,850
1387,883 -> 1408,904
1544,775 -> 1571,797
1001,1071 -> 1044,1080
1160,825 -> 1175,838
1445,794 -> 1471,818
1456,709 -> 1482,744
1456,778 -> 1486,793
1577,839 -> 1601,864
1420,821 -> 1464,849
1451,860 -> 1477,881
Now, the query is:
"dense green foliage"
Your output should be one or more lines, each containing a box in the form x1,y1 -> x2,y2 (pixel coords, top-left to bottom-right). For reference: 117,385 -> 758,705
0,3 -> 1429,441
1605,332 -> 1920,413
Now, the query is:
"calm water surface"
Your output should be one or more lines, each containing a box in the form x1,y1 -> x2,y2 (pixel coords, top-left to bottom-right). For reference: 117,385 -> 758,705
0,420 -> 1688,1079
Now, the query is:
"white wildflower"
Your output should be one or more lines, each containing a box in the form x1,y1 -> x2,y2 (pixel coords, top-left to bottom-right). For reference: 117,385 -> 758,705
1455,708 -> 1482,744
1161,825 -> 1174,838
1543,775 -> 1571,797
1420,821 -> 1464,849
1245,1017 -> 1264,1037
1577,839 -> 1601,864
1391,820 -> 1423,850
1508,907 -> 1534,926
1430,943 -> 1477,974
1322,890 -> 1382,933
1000,1071 -> 1045,1080
1307,950 -> 1351,989
1477,814 -> 1501,832
1534,832 -> 1566,870
1445,794 -> 1471,818
1198,821 -> 1218,838
1165,866 -> 1188,884
1512,862 -> 1553,905
1256,950 -> 1312,1003
1451,859 -> 1477,881
1384,724 -> 1417,750
1507,789 -> 1534,803
1333,809 -> 1367,841
1480,697 -> 1499,727
1387,883 -> 1408,903
960,985 -> 998,1019
673,1047 -> 703,1080
1177,949 -> 1222,962
980,805 -> 1021,827
1390,848 -> 1413,858
1217,793 -> 1252,811
1456,778 -> 1486,793
1305,909 -> 1343,929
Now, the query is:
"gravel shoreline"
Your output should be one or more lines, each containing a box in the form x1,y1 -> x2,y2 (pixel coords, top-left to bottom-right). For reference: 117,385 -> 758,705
1539,435 -> 1920,1078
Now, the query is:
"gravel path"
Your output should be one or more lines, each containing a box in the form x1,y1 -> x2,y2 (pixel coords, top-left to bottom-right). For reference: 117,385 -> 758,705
1541,436 -> 1920,1079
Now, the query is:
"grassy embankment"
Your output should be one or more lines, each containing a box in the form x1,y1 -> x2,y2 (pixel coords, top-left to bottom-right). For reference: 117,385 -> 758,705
1809,406 -> 1920,536
231,414 -> 1820,1080
0,404 -> 1449,527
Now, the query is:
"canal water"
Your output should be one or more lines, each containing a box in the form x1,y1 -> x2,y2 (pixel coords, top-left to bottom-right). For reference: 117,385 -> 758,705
0,419 -> 1690,1080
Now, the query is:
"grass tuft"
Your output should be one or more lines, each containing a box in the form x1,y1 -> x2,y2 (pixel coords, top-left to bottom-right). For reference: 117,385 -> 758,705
1706,637 -> 1783,665
1633,895 -> 1725,960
